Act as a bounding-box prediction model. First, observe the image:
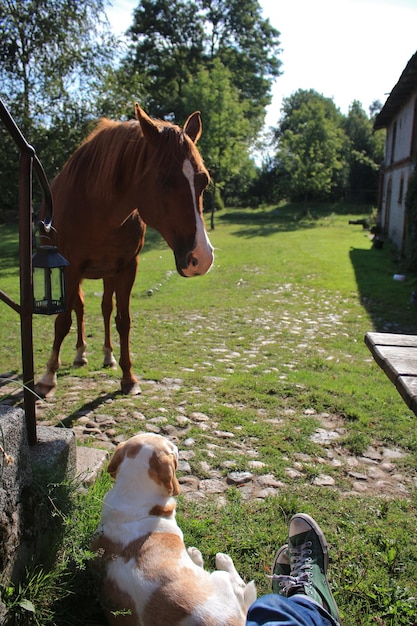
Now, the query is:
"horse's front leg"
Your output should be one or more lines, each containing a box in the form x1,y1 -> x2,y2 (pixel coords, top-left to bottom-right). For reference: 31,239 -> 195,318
35,311 -> 73,398
115,258 -> 140,395
35,277 -> 79,398
73,286 -> 88,367
102,278 -> 117,369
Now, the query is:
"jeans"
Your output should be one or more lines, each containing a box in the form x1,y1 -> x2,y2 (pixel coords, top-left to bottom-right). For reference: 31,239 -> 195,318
246,594 -> 339,626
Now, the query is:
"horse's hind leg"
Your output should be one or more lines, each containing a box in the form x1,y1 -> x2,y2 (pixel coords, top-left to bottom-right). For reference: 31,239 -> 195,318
115,258 -> 140,395
73,286 -> 88,367
102,278 -> 117,369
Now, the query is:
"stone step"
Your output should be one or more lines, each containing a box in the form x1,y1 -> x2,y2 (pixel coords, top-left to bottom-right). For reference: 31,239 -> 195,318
75,445 -> 109,485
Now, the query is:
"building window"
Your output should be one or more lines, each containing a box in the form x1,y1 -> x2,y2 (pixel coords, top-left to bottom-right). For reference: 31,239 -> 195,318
391,120 -> 397,164
384,178 -> 392,232
398,177 -> 404,204
411,99 -> 417,160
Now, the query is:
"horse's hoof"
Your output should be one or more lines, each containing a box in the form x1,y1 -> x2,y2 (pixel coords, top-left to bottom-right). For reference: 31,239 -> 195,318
121,381 -> 141,395
73,357 -> 88,368
34,382 -> 56,399
103,360 -> 118,370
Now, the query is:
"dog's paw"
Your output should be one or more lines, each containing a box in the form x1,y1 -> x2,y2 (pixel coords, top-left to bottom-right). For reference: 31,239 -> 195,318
215,552 -> 236,573
188,546 -> 204,567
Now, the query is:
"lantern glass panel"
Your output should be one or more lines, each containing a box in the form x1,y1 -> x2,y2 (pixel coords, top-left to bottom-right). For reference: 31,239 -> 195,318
32,246 -> 68,315
50,266 -> 65,308
33,266 -> 51,313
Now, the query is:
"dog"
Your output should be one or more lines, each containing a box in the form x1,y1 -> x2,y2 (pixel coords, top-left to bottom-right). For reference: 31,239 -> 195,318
91,432 -> 257,625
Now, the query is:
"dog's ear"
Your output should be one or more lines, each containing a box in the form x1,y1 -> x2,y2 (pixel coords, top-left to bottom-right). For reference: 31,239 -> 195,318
150,451 -> 180,496
162,453 -> 180,496
107,441 -> 128,479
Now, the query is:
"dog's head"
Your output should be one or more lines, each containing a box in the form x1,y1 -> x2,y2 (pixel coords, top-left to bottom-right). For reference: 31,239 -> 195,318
107,433 -> 180,497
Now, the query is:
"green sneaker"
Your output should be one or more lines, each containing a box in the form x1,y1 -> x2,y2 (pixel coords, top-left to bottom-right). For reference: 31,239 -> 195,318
270,544 -> 290,594
287,514 -> 340,624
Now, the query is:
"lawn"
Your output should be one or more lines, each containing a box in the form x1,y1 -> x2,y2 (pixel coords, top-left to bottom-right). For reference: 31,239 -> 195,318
1,202 -> 417,625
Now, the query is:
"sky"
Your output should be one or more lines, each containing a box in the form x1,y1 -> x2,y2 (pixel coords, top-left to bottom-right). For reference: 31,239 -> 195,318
106,0 -> 417,127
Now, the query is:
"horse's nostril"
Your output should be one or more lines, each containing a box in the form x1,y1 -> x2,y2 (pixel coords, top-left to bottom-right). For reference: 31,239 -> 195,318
186,252 -> 198,268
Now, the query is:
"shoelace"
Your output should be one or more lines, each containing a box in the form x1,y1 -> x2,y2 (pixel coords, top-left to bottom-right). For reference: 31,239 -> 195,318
268,572 -> 310,595
290,540 -> 313,580
268,541 -> 314,594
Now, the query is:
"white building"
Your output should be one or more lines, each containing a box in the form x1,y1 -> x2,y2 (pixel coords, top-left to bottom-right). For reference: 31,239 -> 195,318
374,51 -> 417,252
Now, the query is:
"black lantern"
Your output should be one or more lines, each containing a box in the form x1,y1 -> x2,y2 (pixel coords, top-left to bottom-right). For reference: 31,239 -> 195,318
32,246 -> 69,315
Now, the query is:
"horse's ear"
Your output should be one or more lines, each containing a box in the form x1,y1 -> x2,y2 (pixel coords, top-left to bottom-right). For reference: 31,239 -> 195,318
183,111 -> 202,144
135,103 -> 161,145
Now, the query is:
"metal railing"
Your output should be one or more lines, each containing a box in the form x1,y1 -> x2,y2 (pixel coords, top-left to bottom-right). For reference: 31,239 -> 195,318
0,97 -> 54,446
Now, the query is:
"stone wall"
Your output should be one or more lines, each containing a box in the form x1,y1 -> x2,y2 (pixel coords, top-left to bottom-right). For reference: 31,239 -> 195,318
0,406 -> 75,621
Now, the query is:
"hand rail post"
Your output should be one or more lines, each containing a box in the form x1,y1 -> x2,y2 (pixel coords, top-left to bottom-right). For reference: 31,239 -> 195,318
18,149 -> 37,446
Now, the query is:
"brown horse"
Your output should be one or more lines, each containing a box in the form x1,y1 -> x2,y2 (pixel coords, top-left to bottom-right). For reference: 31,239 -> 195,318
36,104 -> 214,397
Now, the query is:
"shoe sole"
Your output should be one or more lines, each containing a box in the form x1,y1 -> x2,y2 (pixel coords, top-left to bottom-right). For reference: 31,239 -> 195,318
272,544 -> 289,573
271,544 -> 290,593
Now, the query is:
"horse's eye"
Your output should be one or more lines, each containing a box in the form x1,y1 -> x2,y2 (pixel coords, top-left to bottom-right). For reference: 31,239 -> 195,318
196,172 -> 209,191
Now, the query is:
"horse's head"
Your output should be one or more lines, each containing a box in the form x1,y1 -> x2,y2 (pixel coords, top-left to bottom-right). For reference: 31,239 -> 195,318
135,104 -> 214,277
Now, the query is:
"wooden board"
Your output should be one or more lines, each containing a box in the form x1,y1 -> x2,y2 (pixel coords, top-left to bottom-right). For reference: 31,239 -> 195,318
365,332 -> 417,415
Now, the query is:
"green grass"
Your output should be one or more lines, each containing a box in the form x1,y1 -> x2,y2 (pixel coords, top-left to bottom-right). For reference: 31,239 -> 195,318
1,202 -> 417,625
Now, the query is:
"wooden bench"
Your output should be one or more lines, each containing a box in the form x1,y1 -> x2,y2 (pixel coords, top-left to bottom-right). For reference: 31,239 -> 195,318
365,332 -> 417,416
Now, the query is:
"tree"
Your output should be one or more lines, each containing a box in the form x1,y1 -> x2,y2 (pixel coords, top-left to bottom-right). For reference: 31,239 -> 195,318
200,0 -> 281,130
273,90 -> 349,203
123,0 -> 281,133
180,58 -> 254,217
119,0 -> 281,207
342,100 -> 384,203
125,0 -> 205,118
94,64 -> 147,121
0,0 -> 114,125
0,0 -> 115,215
182,60 -> 251,180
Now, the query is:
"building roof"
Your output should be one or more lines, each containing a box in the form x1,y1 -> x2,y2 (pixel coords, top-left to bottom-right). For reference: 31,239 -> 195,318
374,51 -> 417,130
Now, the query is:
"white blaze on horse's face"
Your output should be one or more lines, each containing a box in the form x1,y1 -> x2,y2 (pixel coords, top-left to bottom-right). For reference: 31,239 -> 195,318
181,159 -> 214,276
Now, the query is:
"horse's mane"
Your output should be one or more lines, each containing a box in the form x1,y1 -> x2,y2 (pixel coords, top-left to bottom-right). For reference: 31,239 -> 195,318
55,116 -> 205,201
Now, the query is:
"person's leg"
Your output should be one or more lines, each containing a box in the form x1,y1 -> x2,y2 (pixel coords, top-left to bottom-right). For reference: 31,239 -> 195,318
247,593 -> 334,626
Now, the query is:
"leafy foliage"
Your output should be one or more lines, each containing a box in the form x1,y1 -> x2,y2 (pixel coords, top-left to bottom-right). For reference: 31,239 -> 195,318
0,0 -> 116,213
0,0 -> 114,122
273,89 -> 349,202
123,0 -> 281,131
181,59 -> 252,182
270,90 -> 384,205
342,100 -> 385,203
118,0 -> 282,207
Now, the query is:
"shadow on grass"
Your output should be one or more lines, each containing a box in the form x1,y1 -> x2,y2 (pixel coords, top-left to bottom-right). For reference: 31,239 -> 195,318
349,244 -> 417,333
216,203 -> 373,238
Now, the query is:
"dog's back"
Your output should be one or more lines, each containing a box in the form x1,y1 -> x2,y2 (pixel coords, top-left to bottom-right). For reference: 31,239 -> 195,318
93,531 -> 255,625
92,433 -> 256,625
